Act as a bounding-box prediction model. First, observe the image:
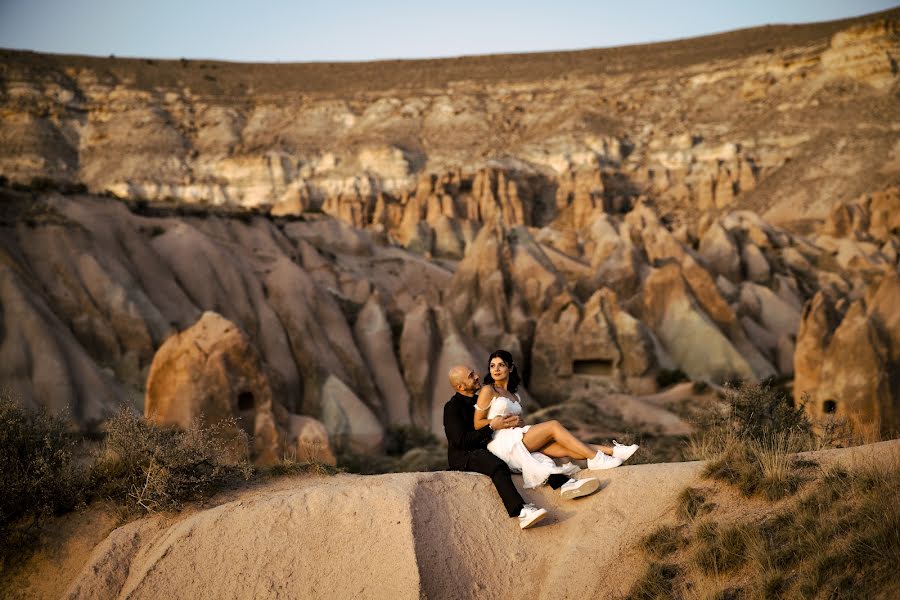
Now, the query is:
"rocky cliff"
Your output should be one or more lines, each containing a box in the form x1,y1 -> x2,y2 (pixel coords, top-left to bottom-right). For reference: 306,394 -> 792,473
1,9 -> 898,454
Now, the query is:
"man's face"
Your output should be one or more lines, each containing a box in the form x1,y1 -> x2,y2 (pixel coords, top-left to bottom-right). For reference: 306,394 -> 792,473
460,367 -> 480,394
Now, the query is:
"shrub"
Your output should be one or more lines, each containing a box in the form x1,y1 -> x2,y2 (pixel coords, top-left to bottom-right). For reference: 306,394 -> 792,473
90,410 -> 251,513
0,394 -> 86,562
656,368 -> 689,389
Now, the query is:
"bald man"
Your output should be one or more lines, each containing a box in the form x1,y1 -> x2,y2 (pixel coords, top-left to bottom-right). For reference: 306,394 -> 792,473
444,365 -> 598,529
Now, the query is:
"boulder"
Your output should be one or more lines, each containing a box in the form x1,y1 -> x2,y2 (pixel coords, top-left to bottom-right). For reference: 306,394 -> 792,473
144,311 -> 282,464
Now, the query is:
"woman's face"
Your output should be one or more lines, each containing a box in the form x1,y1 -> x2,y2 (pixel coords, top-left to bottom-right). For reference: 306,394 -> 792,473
489,357 -> 510,382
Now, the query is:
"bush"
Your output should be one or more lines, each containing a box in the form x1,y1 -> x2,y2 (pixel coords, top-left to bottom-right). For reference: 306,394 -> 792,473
0,394 -> 86,560
90,410 -> 251,513
656,369 -> 689,389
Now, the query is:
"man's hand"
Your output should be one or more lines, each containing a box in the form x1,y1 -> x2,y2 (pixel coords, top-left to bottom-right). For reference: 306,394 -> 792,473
489,416 -> 507,430
489,415 -> 523,430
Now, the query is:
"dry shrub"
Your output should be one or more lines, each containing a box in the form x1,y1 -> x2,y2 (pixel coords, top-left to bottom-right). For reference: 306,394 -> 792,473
90,409 -> 252,513
0,394 -> 86,562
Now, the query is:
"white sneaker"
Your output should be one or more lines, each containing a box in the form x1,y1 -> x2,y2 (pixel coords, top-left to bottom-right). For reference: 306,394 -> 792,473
587,451 -> 623,470
559,477 -> 600,500
612,440 -> 640,462
518,503 -> 548,529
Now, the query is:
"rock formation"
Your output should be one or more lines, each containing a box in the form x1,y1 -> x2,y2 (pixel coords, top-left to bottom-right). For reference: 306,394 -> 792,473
1,9 -> 898,448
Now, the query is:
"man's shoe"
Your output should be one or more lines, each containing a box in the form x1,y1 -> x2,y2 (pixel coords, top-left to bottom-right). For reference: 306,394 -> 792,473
559,477 -> 600,500
587,451 -> 623,470
612,440 -> 640,462
518,503 -> 548,529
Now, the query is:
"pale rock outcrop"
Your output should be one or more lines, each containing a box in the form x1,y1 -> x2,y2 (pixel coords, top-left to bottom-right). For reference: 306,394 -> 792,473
399,301 -> 439,429
447,220 -> 563,351
642,263 -> 756,382
320,375 -> 384,453
698,221 -> 741,282
739,282 -> 802,338
0,263 -> 125,425
821,19 -> 900,89
353,294 -> 412,425
741,242 -> 770,282
144,311 -> 282,464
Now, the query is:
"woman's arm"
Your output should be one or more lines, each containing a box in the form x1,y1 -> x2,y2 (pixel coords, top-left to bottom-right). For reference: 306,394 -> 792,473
474,387 -> 494,430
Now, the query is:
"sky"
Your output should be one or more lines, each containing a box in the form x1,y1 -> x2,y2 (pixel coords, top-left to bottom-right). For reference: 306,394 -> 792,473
0,0 -> 896,63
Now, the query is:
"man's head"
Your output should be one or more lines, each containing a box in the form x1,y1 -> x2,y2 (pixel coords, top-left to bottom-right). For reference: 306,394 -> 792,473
448,365 -> 480,396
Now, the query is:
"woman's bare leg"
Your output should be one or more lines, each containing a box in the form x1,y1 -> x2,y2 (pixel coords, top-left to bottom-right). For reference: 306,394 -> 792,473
589,443 -> 614,456
522,421 -> 597,460
539,441 -> 613,458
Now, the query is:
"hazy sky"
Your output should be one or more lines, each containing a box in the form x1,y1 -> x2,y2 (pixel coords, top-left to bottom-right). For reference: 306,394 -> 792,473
1,1 -> 896,62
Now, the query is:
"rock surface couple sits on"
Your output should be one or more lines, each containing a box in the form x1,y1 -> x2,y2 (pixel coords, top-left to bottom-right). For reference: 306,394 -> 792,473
443,349 -> 639,529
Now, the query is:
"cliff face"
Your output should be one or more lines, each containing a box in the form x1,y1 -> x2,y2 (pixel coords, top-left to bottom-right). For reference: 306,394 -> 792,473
0,10 -> 898,450
1,11 -> 897,228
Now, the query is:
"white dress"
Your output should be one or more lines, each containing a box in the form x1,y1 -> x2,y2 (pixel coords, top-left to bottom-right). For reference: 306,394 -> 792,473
483,394 -> 579,489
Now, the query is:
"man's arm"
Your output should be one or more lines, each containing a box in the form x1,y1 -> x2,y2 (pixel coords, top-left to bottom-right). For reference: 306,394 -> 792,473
443,400 -> 493,451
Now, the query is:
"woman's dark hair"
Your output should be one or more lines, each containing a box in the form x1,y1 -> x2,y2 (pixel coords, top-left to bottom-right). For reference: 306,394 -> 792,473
484,349 -> 520,393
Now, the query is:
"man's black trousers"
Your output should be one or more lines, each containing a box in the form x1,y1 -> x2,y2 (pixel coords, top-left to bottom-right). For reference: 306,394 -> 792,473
461,449 -> 570,517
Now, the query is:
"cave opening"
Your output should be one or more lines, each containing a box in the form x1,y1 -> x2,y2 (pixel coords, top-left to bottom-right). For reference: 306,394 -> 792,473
238,391 -> 255,411
572,358 -> 614,376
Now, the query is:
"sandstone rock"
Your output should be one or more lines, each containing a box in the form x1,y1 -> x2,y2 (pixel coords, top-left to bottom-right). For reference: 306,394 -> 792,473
821,19 -> 900,89
796,272 -> 900,436
144,312 -> 281,464
320,374 -> 384,453
741,242 -> 770,282
641,263 -> 756,383
399,301 -> 438,430
698,222 -> 741,282
739,282 -> 801,337
353,294 -> 412,425
0,265 -> 125,425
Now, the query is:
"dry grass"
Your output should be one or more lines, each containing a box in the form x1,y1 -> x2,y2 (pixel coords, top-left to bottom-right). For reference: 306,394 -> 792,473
642,525 -> 687,560
629,459 -> 900,600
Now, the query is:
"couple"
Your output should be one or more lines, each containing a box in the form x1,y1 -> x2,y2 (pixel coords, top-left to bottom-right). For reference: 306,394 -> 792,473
443,349 -> 639,529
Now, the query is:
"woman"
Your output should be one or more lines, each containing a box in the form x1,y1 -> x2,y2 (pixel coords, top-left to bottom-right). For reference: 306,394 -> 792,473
474,350 -> 638,489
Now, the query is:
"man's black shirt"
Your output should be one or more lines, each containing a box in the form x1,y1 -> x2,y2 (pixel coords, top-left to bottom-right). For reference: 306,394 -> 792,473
443,391 -> 494,470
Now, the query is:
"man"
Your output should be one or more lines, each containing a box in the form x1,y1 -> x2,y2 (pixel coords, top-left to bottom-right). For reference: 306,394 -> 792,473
444,365 -> 600,529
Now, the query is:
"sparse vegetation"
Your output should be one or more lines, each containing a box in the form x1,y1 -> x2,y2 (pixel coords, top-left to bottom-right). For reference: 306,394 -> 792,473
90,409 -> 252,514
676,487 -> 712,521
642,524 -> 686,560
628,381 -> 899,600
0,394 -> 86,563
656,368 -> 689,389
